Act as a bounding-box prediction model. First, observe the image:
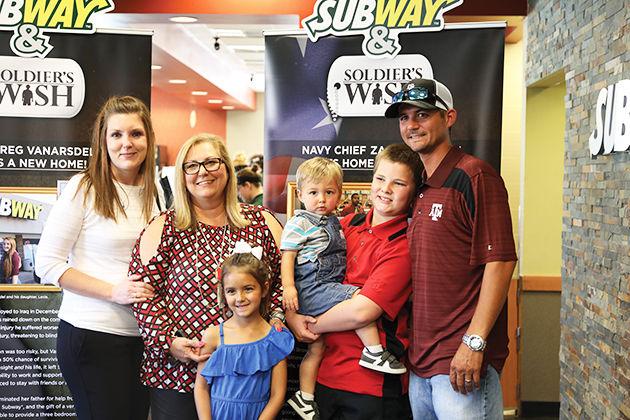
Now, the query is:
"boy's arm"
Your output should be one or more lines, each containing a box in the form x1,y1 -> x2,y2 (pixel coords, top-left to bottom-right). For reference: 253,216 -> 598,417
258,359 -> 288,420
194,326 -> 218,420
281,251 -> 299,311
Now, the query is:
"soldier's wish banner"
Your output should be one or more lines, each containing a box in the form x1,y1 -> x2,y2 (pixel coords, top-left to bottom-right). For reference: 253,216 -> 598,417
0,29 -> 151,189
264,23 -> 505,214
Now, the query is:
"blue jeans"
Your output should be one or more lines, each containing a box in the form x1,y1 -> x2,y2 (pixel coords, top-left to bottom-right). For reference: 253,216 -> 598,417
408,366 -> 503,420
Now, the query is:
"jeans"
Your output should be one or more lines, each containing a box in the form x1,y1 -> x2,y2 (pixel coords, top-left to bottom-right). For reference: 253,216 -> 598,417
408,366 -> 503,420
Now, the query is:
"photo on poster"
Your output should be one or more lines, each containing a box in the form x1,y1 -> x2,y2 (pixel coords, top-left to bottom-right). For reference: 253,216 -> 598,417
0,189 -> 58,288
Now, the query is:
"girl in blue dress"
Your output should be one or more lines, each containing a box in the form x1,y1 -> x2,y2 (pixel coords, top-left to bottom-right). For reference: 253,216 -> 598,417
194,248 -> 294,420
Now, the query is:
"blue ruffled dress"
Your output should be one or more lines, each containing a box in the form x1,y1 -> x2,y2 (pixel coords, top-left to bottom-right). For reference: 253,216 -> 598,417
200,324 -> 294,420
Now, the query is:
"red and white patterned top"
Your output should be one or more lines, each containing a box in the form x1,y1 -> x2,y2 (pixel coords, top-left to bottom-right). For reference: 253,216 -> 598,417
129,205 -> 282,393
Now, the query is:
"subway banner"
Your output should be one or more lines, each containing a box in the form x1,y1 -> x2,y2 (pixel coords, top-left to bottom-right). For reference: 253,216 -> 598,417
0,28 -> 151,419
0,30 -> 152,189
264,24 -> 505,214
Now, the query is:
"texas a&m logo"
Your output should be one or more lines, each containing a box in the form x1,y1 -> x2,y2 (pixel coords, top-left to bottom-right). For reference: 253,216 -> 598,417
429,203 -> 443,221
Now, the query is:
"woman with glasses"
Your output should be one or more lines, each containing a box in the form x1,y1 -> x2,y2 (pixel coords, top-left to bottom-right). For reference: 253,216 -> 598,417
36,96 -> 163,420
129,133 -> 284,420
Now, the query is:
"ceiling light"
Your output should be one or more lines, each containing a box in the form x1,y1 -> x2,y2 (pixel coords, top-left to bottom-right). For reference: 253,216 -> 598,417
168,79 -> 187,84
231,45 -> 265,52
207,99 -> 223,104
169,16 -> 198,23
222,105 -> 235,110
151,65 -> 162,70
192,91 -> 208,96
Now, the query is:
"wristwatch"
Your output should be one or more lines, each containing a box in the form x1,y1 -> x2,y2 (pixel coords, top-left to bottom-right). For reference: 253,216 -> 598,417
462,334 -> 486,351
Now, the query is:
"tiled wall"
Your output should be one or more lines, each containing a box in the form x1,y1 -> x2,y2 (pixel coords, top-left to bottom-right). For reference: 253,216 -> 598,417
525,1 -> 629,418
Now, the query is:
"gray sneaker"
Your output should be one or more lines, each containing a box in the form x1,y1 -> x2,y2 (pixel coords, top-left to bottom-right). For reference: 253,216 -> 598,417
359,348 -> 407,374
287,391 -> 320,420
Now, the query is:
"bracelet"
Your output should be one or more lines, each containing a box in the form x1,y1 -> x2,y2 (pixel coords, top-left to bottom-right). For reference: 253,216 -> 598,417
269,310 -> 286,324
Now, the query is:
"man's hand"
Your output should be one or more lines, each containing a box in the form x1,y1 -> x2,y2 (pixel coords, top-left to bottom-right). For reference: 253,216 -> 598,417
449,343 -> 483,394
285,311 -> 319,343
282,285 -> 299,312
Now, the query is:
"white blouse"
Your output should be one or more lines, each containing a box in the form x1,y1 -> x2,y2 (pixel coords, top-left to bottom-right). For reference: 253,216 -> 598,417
36,174 -> 160,336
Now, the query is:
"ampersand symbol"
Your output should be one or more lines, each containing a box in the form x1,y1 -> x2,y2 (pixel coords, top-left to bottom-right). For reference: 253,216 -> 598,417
10,24 -> 53,58
365,26 -> 396,56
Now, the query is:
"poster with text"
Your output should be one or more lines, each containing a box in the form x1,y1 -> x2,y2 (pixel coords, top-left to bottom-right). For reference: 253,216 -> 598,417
264,25 -> 505,214
0,30 -> 152,189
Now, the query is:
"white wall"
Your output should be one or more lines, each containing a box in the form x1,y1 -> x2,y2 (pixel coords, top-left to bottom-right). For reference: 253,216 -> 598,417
225,92 -> 265,160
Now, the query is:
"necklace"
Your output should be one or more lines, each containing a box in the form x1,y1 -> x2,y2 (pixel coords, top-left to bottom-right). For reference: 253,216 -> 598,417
194,223 -> 230,307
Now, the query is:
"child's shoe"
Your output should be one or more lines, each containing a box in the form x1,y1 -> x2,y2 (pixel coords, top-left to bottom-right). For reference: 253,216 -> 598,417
287,391 -> 320,420
359,347 -> 407,374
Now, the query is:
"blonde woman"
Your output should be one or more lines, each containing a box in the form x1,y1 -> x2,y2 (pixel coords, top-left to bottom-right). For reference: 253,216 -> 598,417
1,237 -> 21,284
130,133 -> 284,420
36,96 -> 164,420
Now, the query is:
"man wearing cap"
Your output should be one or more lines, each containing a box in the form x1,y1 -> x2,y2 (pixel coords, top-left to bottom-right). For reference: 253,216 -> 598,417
385,78 -> 517,419
236,167 -> 264,205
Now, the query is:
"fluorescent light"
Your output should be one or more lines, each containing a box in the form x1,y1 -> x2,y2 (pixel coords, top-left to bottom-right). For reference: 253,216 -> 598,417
231,45 -> 265,52
192,91 -> 208,96
151,65 -> 162,70
170,16 -> 198,23
212,29 -> 246,37
168,79 -> 187,84
222,106 -> 235,110
207,99 -> 223,104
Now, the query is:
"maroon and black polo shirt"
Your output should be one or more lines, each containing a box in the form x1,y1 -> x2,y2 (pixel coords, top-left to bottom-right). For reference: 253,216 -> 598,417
407,146 -> 517,378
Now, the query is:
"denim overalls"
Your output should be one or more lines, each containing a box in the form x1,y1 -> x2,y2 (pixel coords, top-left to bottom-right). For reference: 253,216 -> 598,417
294,212 -> 359,317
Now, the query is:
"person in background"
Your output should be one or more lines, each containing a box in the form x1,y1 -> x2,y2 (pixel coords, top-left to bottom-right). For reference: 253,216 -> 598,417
1,237 -> 21,284
236,168 -> 264,206
130,133 -> 285,420
339,193 -> 364,216
232,152 -> 248,172
194,252 -> 294,420
385,77 -> 517,419
36,96 -> 163,420
249,154 -> 264,174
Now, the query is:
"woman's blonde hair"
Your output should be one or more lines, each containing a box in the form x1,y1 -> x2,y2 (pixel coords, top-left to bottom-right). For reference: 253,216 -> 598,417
78,96 -> 157,222
2,237 -> 17,278
296,157 -> 343,191
173,133 -> 249,230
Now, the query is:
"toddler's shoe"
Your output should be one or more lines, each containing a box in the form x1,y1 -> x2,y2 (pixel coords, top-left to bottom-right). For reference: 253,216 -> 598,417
287,391 -> 320,420
359,347 -> 407,374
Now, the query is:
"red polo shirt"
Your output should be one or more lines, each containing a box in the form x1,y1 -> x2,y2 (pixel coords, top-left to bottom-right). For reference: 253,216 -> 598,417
407,146 -> 517,378
317,210 -> 412,397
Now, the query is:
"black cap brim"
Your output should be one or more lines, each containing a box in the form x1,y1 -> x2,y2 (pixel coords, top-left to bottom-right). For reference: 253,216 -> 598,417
384,100 -> 441,118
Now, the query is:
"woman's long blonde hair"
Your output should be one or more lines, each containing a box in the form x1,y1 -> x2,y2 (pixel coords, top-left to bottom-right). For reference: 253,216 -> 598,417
78,96 -> 157,222
173,134 -> 248,230
2,237 -> 18,278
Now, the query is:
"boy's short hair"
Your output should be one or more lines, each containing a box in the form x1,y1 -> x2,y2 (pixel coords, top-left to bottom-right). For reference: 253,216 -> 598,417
375,143 -> 424,188
296,157 -> 343,190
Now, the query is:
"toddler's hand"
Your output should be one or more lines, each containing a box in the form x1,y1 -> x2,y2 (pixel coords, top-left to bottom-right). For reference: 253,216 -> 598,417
282,286 -> 299,312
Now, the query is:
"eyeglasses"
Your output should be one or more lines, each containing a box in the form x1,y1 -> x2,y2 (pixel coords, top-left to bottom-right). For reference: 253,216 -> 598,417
391,87 -> 449,110
182,157 -> 224,175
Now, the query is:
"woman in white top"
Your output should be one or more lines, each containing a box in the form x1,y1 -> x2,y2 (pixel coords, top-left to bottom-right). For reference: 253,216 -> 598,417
36,96 -> 162,420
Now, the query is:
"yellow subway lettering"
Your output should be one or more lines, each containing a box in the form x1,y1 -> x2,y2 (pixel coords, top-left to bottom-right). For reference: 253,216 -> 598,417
22,0 -> 58,27
374,0 -> 407,27
75,0 -> 110,28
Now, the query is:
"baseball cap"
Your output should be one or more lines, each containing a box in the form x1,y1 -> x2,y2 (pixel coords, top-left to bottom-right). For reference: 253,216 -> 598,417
384,78 -> 453,118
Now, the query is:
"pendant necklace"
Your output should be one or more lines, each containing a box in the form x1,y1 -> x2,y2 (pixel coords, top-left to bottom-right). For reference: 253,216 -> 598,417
194,222 -> 230,307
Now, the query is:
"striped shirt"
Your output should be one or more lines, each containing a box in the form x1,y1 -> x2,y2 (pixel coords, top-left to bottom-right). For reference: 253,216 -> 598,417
280,210 -> 333,264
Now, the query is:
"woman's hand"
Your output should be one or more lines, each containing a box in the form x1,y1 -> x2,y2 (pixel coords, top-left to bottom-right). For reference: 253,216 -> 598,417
110,274 -> 155,305
285,311 -> 319,343
169,337 -> 210,363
